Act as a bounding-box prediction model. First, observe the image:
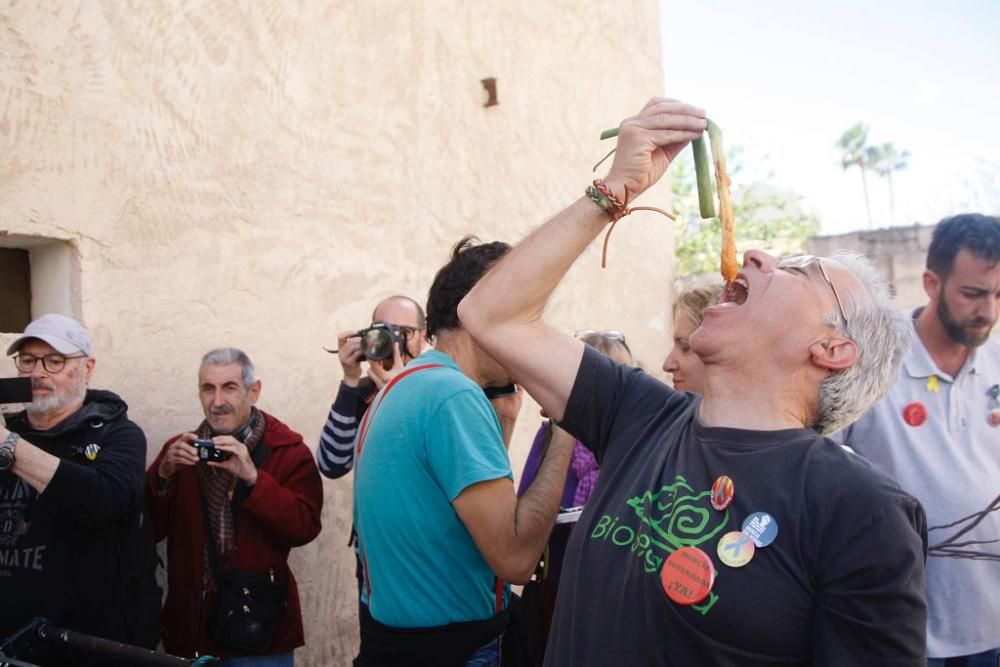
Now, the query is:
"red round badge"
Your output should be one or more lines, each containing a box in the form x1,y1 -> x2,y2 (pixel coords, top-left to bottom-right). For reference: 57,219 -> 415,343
902,402 -> 927,427
660,546 -> 715,605
989,410 -> 1000,428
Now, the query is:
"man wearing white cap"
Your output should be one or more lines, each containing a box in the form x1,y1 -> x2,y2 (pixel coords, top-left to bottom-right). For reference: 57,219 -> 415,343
0,314 -> 150,664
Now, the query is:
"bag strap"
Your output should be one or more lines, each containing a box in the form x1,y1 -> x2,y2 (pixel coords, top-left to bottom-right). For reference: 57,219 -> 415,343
494,576 -> 504,614
354,364 -> 443,459
353,363 -> 443,605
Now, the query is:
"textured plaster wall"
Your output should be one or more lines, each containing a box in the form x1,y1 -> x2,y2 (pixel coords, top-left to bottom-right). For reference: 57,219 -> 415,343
0,2 -> 670,664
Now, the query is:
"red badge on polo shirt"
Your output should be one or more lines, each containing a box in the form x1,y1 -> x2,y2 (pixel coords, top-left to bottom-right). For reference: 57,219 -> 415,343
902,402 -> 927,427
660,547 -> 715,605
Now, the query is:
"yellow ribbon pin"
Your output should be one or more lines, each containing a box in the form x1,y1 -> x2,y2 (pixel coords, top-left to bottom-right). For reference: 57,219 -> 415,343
927,376 -> 940,394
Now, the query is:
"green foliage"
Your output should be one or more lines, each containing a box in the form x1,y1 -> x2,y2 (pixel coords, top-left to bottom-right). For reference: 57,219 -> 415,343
670,151 -> 820,278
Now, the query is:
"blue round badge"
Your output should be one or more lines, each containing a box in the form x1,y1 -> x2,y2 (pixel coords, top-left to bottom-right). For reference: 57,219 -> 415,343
741,511 -> 778,548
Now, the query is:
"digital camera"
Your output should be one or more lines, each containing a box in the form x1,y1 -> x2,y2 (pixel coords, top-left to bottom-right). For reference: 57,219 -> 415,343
356,321 -> 409,362
193,438 -> 230,462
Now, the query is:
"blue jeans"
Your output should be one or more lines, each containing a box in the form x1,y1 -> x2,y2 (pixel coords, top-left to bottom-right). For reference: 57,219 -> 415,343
217,652 -> 294,667
466,636 -> 501,667
927,647 -> 1000,667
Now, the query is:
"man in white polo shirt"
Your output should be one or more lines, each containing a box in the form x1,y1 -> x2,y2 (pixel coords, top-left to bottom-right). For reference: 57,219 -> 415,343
837,213 -> 1000,665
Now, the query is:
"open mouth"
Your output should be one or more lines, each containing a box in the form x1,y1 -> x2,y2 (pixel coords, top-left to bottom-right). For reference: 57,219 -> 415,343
722,276 -> 749,306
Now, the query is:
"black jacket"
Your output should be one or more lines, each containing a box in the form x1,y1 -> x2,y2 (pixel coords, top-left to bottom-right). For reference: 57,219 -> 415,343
0,389 -> 147,664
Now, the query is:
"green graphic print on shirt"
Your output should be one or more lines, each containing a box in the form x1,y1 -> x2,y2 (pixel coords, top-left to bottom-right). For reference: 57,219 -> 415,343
588,474 -> 728,615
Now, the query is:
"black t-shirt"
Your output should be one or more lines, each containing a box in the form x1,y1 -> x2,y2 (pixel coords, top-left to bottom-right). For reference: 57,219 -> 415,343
546,347 -> 928,666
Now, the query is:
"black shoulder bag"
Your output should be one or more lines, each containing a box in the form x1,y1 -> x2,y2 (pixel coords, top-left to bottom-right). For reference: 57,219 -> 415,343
199,443 -> 288,653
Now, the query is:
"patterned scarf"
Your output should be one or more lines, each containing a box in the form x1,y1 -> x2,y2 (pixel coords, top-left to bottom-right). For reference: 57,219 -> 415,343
197,407 -> 265,566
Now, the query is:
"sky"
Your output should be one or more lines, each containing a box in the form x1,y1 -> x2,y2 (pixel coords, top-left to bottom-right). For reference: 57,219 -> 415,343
659,0 -> 1000,236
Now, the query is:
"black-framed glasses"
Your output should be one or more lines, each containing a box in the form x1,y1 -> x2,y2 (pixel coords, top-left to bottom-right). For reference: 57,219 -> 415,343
13,352 -> 87,374
395,325 -> 423,339
777,255 -> 850,330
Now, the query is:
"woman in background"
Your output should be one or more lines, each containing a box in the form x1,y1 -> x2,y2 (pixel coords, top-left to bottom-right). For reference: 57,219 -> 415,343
662,281 -> 724,394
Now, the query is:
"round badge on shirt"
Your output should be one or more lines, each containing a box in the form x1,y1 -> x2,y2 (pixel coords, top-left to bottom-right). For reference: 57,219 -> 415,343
741,511 -> 778,548
660,546 -> 715,605
717,531 -> 755,568
902,401 -> 927,427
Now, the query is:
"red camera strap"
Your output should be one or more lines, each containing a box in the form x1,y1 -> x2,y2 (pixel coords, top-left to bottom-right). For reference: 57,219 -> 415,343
354,362 -> 508,615
354,363 -> 443,459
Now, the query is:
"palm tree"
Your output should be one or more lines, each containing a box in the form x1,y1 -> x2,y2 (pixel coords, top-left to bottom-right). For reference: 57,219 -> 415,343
836,123 -> 872,228
869,142 -> 910,223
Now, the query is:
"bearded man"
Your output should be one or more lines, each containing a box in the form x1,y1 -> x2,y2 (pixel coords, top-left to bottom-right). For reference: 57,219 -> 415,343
0,314 -> 147,665
837,213 -> 1000,665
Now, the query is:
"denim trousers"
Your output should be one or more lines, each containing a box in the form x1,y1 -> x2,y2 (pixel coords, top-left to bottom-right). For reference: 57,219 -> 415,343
466,636 -> 502,667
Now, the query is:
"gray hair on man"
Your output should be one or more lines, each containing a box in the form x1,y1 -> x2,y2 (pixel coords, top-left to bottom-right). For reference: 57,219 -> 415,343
200,347 -> 257,387
814,253 -> 911,435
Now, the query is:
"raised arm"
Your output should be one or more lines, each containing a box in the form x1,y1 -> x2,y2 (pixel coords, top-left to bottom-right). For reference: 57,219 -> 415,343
458,98 -> 706,421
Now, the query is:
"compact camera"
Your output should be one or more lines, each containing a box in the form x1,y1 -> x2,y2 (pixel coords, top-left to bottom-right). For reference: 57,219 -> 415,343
356,321 -> 410,362
193,438 -> 230,462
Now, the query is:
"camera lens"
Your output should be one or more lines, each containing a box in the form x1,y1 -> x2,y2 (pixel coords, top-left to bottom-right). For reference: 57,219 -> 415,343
361,328 -> 393,361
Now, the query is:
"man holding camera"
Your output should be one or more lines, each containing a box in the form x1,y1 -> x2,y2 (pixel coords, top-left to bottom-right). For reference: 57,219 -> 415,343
146,347 -> 323,666
352,238 -> 575,666
0,314 -> 148,664
316,295 -> 427,481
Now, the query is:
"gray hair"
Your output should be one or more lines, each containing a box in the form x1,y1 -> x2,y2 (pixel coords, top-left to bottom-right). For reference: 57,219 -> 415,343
578,331 -> 635,367
813,253 -> 911,435
200,347 -> 257,387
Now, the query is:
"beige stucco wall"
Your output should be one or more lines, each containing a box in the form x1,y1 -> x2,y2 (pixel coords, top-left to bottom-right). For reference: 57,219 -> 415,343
0,2 -> 670,664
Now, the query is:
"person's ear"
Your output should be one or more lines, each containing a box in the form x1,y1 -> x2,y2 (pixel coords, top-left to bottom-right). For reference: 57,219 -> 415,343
83,358 -> 96,384
923,269 -> 943,302
809,336 -> 857,372
248,379 -> 262,404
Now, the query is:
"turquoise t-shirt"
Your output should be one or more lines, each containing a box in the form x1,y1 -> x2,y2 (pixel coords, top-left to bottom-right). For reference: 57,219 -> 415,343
353,349 -> 513,628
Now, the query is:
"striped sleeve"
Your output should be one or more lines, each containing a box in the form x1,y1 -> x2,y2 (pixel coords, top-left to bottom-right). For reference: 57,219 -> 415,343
316,382 -> 364,479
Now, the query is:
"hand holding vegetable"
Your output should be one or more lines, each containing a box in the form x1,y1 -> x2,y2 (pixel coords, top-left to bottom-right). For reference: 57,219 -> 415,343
600,107 -> 737,282
600,98 -> 708,202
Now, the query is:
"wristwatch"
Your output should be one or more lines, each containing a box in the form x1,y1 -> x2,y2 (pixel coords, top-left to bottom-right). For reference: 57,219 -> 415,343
0,432 -> 18,472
